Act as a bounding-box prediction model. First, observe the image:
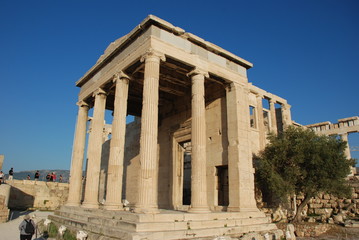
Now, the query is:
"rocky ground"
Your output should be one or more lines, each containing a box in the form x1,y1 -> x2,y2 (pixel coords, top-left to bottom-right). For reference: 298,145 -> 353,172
297,225 -> 359,239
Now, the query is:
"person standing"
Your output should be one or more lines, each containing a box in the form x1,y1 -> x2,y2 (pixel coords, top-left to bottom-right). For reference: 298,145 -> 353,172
34,171 -> 40,181
52,172 -> 57,182
0,171 -> 4,184
19,214 -> 36,240
46,173 -> 51,181
8,167 -> 14,180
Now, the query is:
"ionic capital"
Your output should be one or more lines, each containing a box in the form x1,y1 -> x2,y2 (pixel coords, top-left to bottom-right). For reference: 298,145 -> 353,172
225,81 -> 248,94
140,48 -> 166,63
113,71 -> 130,84
92,88 -> 107,97
76,101 -> 89,108
282,104 -> 291,110
269,98 -> 276,104
255,93 -> 263,99
187,68 -> 209,78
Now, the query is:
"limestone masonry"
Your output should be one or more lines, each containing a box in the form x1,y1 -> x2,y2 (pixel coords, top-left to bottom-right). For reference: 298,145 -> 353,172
53,15 -> 294,239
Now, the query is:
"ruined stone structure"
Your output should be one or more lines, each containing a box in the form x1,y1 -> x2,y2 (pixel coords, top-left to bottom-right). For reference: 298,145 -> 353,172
0,184 -> 10,223
7,180 -> 69,210
306,116 -> 359,175
0,155 -> 4,170
52,15 -> 292,239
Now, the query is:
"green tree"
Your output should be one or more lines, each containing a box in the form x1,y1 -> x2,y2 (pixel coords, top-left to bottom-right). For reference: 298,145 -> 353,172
255,126 -> 356,222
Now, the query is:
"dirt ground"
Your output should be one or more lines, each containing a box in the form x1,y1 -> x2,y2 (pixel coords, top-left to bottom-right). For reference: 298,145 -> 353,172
297,225 -> 359,240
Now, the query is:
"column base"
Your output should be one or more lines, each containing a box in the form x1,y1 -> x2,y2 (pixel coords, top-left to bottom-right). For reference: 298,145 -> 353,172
188,206 -> 211,213
227,206 -> 260,212
133,206 -> 159,214
65,202 -> 81,207
103,203 -> 123,211
81,201 -> 99,209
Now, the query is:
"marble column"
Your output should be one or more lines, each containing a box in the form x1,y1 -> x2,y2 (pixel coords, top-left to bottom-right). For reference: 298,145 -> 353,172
226,82 -> 258,212
340,133 -> 354,176
134,49 -> 165,213
281,104 -> 292,128
104,72 -> 130,210
269,99 -> 278,134
256,94 -> 266,150
340,133 -> 352,159
66,101 -> 89,206
188,68 -> 210,213
82,88 -> 107,209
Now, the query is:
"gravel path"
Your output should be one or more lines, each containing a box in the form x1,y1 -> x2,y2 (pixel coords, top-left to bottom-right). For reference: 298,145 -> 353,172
0,210 -> 53,240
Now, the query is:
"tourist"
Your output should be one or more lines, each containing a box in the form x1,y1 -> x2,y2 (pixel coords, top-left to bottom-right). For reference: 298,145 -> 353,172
34,170 -> 40,181
26,175 -> 30,180
46,173 -> 51,181
18,214 -> 36,240
8,167 -> 14,180
52,172 -> 57,182
59,174 -> 63,182
0,171 -> 4,184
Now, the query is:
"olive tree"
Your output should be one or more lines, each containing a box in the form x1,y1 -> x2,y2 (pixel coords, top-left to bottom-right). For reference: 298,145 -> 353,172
255,125 -> 355,222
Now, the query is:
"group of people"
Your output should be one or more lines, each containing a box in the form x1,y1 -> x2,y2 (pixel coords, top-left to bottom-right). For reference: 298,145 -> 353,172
0,168 -> 64,182
27,171 -> 63,182
45,172 -> 56,182
0,167 -> 14,185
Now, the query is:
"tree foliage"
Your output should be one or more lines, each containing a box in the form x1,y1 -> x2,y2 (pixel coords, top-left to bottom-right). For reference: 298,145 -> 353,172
255,126 -> 356,222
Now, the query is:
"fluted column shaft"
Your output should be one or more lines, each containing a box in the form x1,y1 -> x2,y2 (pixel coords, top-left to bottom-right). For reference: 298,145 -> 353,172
340,133 -> 351,159
82,88 -> 107,209
104,72 -> 130,210
135,49 -> 165,213
269,99 -> 278,134
188,69 -> 210,213
66,101 -> 89,206
281,104 -> 292,128
226,82 -> 258,212
256,95 -> 266,150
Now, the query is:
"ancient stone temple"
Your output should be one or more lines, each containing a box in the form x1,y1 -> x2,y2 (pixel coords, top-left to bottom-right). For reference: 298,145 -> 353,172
51,15 -> 291,239
306,116 -> 359,175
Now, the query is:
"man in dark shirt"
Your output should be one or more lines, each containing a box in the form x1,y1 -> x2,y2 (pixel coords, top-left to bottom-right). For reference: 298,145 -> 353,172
8,167 -> 14,180
34,170 -> 40,181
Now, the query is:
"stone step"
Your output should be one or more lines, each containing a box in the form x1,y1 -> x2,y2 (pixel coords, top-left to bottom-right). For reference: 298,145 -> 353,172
49,214 -> 133,240
55,207 -> 271,232
58,206 -> 270,223
50,213 -> 277,240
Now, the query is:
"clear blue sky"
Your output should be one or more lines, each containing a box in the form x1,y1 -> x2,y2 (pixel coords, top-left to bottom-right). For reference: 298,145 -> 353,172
1,0 -> 358,172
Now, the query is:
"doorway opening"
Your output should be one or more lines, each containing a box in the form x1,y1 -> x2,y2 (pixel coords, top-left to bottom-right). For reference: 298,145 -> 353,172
182,141 -> 191,205
216,165 -> 229,206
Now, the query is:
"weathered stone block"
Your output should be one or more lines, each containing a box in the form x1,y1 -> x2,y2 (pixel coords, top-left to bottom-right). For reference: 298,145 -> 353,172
309,203 -> 323,209
314,208 -> 332,216
323,194 -> 331,200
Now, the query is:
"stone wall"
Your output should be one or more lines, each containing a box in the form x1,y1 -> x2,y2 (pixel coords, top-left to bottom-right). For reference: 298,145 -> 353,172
258,176 -> 359,223
8,179 -> 69,210
302,176 -> 359,222
0,195 -> 9,223
0,184 -> 10,223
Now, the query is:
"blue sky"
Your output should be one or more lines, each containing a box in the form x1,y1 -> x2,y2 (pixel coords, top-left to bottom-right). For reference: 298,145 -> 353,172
0,0 -> 358,172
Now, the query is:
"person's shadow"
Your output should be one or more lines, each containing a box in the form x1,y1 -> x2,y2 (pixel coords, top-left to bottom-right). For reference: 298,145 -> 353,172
33,230 -> 49,240
8,210 -> 33,220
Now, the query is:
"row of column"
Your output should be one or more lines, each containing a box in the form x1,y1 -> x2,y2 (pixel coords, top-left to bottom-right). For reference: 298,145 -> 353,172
67,48 -> 211,213
254,94 -> 292,149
